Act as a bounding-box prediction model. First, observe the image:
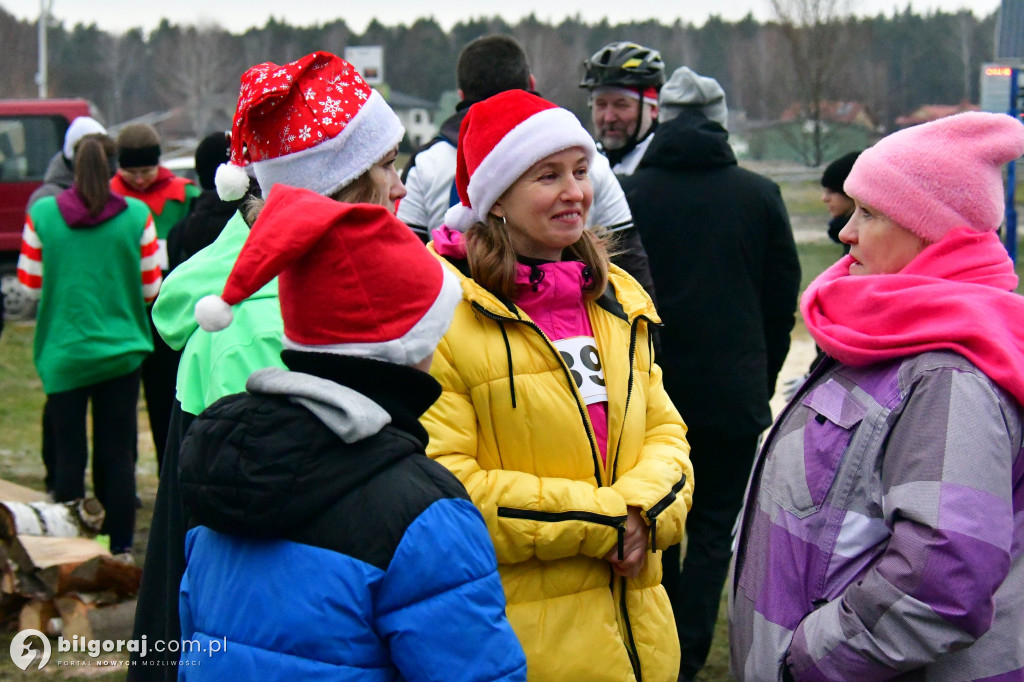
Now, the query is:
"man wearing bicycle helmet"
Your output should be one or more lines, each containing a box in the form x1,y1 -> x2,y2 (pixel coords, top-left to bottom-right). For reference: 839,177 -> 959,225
580,41 -> 666,175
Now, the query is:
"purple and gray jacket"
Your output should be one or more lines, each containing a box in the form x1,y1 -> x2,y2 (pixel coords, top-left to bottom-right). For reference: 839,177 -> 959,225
730,350 -> 1024,681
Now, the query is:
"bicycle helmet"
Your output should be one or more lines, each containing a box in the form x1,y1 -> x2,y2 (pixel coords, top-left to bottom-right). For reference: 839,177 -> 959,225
580,41 -> 666,90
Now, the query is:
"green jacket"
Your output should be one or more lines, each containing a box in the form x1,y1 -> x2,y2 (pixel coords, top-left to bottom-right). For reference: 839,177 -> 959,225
29,196 -> 154,394
152,212 -> 284,416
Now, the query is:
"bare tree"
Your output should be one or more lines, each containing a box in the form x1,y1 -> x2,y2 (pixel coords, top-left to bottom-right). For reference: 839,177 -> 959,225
153,24 -> 242,138
770,0 -> 853,165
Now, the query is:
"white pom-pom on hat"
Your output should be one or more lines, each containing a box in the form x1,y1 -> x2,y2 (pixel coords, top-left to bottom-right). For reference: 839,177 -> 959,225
215,163 -> 250,201
195,294 -> 234,332
444,204 -> 478,233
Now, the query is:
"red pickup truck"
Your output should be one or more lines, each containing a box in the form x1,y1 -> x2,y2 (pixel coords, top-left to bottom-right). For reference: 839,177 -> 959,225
0,98 -> 93,319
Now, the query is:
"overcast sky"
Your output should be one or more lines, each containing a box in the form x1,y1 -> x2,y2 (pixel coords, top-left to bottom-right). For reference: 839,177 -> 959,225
0,0 -> 1004,34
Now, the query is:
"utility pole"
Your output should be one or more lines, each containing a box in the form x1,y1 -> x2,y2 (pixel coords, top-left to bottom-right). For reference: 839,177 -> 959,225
36,0 -> 53,98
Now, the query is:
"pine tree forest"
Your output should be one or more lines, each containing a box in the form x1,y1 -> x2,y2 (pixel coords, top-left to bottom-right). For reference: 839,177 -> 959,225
0,5 -> 999,165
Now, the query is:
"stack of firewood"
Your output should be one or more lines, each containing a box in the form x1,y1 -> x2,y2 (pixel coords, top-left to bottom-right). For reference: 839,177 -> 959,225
0,478 -> 140,641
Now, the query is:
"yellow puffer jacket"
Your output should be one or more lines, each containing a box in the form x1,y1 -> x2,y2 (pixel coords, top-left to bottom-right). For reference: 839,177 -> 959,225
423,251 -> 694,682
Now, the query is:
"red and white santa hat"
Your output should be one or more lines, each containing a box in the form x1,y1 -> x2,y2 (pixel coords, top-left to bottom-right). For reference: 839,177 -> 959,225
443,90 -> 597,232
215,51 -> 405,201
195,185 -> 462,366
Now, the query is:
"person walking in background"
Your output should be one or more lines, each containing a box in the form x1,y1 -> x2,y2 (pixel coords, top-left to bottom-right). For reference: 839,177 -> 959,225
620,66 -> 801,682
112,122 -> 199,472
177,184 -> 525,680
820,150 -> 861,252
423,89 -> 693,682
17,132 -> 161,561
130,51 -> 409,679
730,112 -> 1024,680
27,116 -> 107,206
25,115 -> 109,498
165,131 -> 240,270
580,41 -> 665,176
399,34 -> 656,298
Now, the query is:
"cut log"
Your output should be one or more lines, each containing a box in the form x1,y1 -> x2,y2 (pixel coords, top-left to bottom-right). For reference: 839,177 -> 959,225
0,479 -> 48,504
0,498 -> 105,540
14,535 -> 109,570
18,599 -> 58,633
54,595 -> 137,642
37,555 -> 141,598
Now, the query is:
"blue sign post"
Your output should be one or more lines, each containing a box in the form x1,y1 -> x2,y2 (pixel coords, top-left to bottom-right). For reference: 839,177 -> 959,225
1008,67 -> 1020,262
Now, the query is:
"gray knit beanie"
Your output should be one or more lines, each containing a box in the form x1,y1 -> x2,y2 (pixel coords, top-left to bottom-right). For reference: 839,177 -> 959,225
658,67 -> 728,129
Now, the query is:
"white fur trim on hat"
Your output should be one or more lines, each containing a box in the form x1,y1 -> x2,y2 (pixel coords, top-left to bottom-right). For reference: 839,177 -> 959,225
251,90 -> 404,198
281,268 -> 463,365
462,108 -> 595,231
64,117 -> 107,160
215,163 -> 251,201
195,294 -> 234,332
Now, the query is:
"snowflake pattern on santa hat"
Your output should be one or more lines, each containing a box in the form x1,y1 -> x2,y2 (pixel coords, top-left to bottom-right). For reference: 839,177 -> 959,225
230,53 -> 373,165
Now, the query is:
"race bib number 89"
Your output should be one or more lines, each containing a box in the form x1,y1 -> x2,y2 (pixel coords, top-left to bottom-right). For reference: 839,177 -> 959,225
554,336 -> 608,406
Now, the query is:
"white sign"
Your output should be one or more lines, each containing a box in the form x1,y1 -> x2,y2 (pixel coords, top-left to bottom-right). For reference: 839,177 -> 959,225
554,336 -> 607,406
345,46 -> 384,85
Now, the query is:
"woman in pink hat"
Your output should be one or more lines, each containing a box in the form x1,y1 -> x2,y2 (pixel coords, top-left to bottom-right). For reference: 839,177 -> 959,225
422,89 -> 694,681
730,111 -> 1024,681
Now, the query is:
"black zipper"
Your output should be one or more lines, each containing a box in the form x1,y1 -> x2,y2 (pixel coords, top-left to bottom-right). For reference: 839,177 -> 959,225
472,301 -> 604,485
608,316 -> 643,484
620,576 -> 643,682
497,507 -> 627,558
645,472 -> 688,550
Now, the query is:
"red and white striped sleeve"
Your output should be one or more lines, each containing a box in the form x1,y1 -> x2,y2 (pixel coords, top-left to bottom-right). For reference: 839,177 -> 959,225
140,214 -> 162,303
16,215 -> 43,299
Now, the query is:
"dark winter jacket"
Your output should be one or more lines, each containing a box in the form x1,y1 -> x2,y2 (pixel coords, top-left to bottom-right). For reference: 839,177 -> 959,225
621,111 -> 801,433
178,351 -> 526,681
165,190 -> 242,271
26,153 -> 74,208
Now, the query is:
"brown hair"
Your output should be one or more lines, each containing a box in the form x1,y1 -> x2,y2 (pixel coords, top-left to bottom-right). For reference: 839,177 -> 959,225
74,134 -> 117,216
244,169 -> 387,223
116,122 -> 161,149
465,215 -> 613,302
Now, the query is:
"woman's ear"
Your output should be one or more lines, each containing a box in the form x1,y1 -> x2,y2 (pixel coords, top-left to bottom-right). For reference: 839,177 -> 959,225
490,203 -> 505,219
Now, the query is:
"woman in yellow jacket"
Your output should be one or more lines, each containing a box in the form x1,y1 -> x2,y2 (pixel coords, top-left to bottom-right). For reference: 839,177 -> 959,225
421,90 -> 693,682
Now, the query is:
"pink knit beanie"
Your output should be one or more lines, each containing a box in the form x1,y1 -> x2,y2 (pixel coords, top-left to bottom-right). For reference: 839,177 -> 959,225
844,112 -> 1024,242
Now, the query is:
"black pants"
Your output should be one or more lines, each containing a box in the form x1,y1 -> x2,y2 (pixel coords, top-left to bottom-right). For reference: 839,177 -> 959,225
48,368 -> 140,554
42,398 -> 56,492
662,427 -> 759,679
141,312 -> 181,473
129,400 -> 193,680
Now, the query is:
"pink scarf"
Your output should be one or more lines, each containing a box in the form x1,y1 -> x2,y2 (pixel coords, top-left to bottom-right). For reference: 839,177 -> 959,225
801,227 -> 1024,405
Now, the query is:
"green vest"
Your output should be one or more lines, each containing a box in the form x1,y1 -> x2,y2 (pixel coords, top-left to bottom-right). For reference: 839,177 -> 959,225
29,196 -> 154,394
153,182 -> 201,240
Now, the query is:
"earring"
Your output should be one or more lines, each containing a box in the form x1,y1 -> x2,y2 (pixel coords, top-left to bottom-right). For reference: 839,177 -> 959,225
500,215 -> 507,226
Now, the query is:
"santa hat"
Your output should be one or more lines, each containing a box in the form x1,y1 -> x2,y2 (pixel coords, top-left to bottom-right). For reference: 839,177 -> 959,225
215,51 -> 405,201
195,186 -> 462,366
845,112 -> 1024,243
443,90 -> 597,232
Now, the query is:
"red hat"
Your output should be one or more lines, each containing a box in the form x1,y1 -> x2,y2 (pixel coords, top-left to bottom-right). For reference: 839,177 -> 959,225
195,186 -> 462,366
215,51 -> 404,201
443,90 -> 596,232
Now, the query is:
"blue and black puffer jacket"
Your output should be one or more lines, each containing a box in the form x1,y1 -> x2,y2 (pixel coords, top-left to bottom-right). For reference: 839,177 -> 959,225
178,350 -> 526,681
